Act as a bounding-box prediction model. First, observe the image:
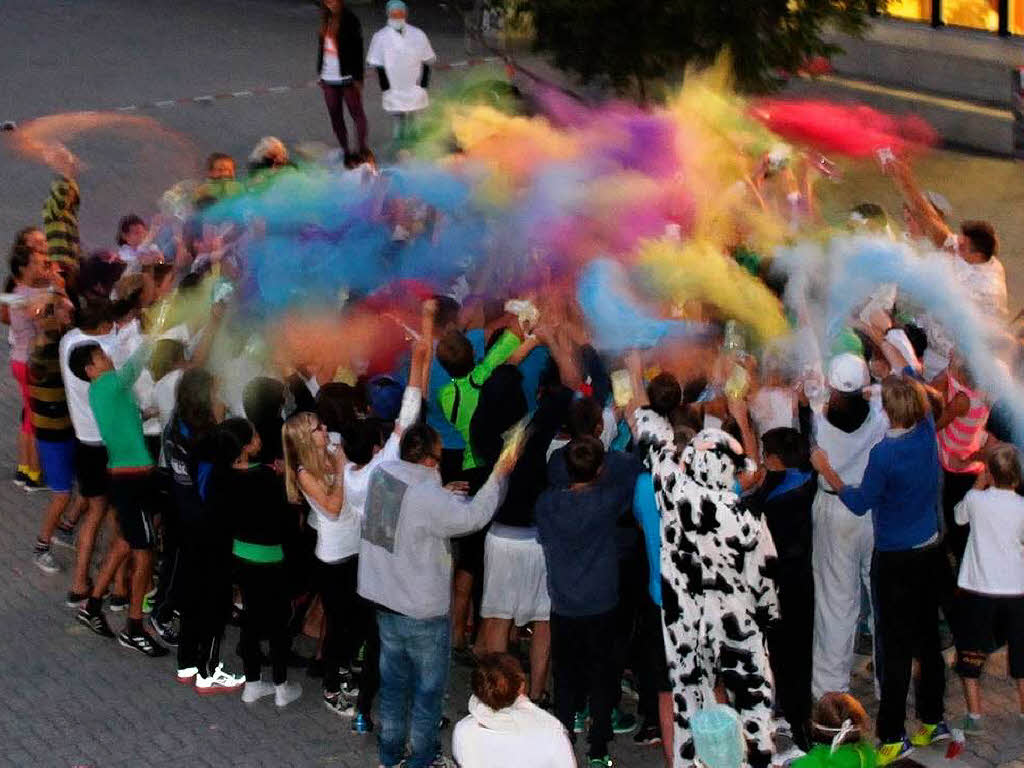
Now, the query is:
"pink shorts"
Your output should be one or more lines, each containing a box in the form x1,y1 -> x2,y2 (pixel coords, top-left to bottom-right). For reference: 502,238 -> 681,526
11,361 -> 33,435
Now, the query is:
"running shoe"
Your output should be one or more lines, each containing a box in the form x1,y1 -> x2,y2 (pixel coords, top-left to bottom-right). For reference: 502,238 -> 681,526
428,756 -> 454,768
611,708 -> 638,734
148,615 -> 179,648
76,606 -> 115,638
141,587 -> 157,615
911,722 -> 951,747
338,671 -> 360,701
574,710 -> 588,733
194,663 -> 245,694
633,721 -> 662,745
117,630 -> 169,658
177,667 -> 198,684
323,690 -> 356,718
588,757 -> 613,768
877,738 -> 914,766
275,681 -> 302,707
65,589 -> 90,608
13,470 -> 27,487
108,595 -> 129,613
51,525 -> 76,549
352,713 -> 374,734
23,477 -> 47,493
33,549 -> 60,574
241,680 -> 275,703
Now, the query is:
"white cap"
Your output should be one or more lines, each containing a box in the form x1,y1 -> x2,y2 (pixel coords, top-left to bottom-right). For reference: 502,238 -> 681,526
828,353 -> 869,393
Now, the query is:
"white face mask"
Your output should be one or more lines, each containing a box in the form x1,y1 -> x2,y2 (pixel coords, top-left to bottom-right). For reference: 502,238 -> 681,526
387,17 -> 405,31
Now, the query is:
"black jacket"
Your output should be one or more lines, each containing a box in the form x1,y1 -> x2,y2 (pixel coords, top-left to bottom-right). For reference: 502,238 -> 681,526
317,8 -> 365,82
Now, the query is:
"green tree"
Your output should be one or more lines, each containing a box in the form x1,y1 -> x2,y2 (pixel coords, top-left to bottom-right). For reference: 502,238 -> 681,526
521,0 -> 879,99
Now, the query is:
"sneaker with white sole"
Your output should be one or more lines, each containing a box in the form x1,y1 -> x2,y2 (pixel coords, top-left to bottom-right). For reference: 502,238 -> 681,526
275,681 -> 302,707
76,606 -> 115,638
241,680 -> 275,703
33,549 -> 60,574
324,690 -> 356,717
177,667 -> 198,684
148,615 -> 179,647
51,526 -> 76,549
195,663 -> 245,695
108,595 -> 129,612
117,630 -> 169,658
66,589 -> 90,608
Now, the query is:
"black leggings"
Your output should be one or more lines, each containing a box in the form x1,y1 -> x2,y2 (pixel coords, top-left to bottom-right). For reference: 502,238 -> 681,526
236,560 -> 292,685
176,536 -> 231,677
318,556 -> 371,692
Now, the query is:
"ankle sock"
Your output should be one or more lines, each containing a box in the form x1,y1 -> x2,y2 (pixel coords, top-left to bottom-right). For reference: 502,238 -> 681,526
86,596 -> 102,614
127,618 -> 144,636
17,464 -> 29,475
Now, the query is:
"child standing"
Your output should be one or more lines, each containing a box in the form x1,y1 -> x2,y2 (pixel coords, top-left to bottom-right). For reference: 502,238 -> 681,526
952,444 -> 1024,730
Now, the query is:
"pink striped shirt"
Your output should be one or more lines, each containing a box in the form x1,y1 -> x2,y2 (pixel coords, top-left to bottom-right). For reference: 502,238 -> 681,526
937,375 -> 989,474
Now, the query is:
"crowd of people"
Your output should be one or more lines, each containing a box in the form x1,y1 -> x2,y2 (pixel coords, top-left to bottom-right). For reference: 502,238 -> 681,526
6,69 -> 1024,768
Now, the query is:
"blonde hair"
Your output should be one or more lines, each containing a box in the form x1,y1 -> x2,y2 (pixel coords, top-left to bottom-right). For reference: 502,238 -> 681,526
988,444 -> 1022,489
881,375 -> 927,429
282,412 -> 335,504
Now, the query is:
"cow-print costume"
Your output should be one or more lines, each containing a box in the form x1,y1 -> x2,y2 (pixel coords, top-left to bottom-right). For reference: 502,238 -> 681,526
636,411 -> 779,768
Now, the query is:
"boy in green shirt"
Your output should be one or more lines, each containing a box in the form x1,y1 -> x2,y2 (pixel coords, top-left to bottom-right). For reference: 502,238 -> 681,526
436,325 -> 537,472
68,340 -> 168,658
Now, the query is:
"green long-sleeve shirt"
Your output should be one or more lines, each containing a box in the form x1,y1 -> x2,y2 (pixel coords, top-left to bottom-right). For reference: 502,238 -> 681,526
89,341 -> 153,471
439,330 -> 521,470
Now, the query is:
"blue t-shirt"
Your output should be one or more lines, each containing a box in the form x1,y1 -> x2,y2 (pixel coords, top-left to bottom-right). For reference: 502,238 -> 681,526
838,416 -> 940,552
516,345 -> 551,416
633,472 -> 661,606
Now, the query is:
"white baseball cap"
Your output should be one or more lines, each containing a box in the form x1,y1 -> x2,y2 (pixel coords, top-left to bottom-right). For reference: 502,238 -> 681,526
828,353 -> 869,393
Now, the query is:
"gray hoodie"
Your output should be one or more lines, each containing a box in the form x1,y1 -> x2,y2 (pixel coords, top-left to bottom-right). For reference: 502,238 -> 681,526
357,459 -> 506,619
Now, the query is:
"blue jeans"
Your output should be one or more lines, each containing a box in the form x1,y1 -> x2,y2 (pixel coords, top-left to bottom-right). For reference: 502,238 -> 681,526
377,611 -> 450,768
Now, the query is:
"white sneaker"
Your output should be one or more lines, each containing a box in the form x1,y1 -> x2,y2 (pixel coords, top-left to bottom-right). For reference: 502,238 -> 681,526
275,681 -> 302,708
194,663 -> 245,695
176,667 -> 198,684
34,549 -> 60,574
241,680 -> 275,704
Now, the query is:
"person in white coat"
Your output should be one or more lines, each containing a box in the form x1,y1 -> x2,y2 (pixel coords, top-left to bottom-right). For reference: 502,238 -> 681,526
366,1 -> 436,144
453,653 -> 576,768
810,353 -> 889,699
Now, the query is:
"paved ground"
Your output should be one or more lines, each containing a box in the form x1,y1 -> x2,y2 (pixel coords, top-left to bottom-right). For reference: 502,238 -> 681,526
1,1 -> 1024,766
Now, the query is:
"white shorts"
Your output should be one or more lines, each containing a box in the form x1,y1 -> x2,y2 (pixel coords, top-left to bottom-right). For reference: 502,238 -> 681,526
480,524 -> 550,625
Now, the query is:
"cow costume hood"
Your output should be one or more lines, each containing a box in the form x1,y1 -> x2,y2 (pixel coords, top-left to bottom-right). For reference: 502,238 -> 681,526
680,427 -> 754,494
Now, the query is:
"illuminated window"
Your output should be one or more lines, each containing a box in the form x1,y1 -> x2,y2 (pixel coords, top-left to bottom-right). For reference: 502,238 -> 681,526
1012,0 -> 1024,33
942,0 -> 1000,30
886,0 -> 931,21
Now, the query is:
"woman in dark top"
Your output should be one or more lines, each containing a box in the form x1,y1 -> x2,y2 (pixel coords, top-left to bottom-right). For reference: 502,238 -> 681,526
214,418 -> 301,706
318,0 -> 369,165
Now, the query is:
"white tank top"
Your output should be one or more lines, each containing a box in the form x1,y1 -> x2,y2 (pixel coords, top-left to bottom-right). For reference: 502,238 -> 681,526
813,398 -> 889,492
300,468 -> 360,563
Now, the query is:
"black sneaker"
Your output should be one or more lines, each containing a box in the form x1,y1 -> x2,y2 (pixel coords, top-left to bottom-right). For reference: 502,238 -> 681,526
148,615 -> 179,647
338,670 -> 360,701
66,590 -> 90,608
77,607 -> 115,638
23,476 -> 47,493
13,469 -> 27,487
108,595 -> 129,612
117,630 -> 169,657
633,721 -> 662,745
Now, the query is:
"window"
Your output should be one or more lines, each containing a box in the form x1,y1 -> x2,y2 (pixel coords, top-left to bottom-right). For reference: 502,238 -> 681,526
942,0 -> 1000,30
1012,0 -> 1024,33
886,0 -> 932,21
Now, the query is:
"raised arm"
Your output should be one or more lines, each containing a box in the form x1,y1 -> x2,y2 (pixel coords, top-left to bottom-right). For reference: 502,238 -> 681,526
887,158 -> 952,249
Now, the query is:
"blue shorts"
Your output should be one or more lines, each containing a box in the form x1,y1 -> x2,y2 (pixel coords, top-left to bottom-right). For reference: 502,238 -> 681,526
37,438 -> 75,493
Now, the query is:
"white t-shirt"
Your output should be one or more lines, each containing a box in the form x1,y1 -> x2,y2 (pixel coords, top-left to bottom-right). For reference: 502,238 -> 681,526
320,35 -> 344,83
453,695 -> 576,768
366,24 -> 436,113
58,328 -> 115,444
110,319 -> 144,367
117,243 -> 161,273
343,432 -> 401,526
812,396 -> 889,492
955,488 -> 1024,595
750,387 -> 797,441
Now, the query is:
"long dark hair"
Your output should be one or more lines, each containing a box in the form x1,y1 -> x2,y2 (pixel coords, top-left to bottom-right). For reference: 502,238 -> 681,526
319,0 -> 342,37
176,368 -> 219,435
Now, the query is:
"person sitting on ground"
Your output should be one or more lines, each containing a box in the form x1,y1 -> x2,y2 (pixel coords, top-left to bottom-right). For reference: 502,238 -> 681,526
792,692 -> 877,768
452,653 -> 576,768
